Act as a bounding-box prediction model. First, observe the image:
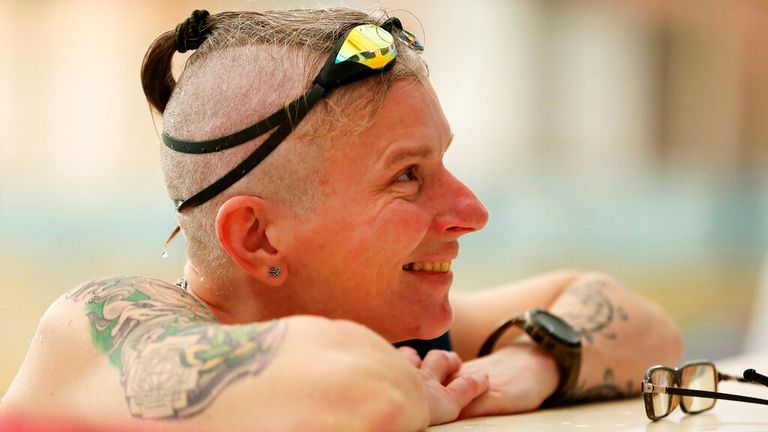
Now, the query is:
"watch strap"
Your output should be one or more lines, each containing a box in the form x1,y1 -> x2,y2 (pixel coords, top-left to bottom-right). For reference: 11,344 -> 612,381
477,309 -> 582,403
477,314 -> 526,357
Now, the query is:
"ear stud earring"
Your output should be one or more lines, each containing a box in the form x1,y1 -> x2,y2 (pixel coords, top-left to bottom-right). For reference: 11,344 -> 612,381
267,265 -> 281,278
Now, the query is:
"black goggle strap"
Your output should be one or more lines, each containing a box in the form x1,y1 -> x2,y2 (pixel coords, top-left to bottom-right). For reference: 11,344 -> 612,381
174,83 -> 327,211
380,17 -> 400,31
170,21 -> 405,211
380,17 -> 424,52
162,102 -> 291,154
162,23 -> 374,154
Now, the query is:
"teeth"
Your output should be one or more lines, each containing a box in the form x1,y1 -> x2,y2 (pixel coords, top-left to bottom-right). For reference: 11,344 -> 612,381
403,261 -> 452,273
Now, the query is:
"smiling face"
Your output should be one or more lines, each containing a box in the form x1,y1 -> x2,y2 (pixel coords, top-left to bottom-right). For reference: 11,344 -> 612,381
279,80 -> 488,342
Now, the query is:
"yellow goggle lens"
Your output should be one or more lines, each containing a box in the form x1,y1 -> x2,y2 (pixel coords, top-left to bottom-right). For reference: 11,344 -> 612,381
335,24 -> 397,70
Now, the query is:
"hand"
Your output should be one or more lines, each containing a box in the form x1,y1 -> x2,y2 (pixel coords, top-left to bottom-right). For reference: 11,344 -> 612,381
449,342 -> 559,418
397,347 -> 489,425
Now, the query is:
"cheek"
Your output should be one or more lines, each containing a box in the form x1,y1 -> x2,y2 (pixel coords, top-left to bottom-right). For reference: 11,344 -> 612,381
293,199 -> 432,280
388,203 -> 430,231
357,200 -> 431,253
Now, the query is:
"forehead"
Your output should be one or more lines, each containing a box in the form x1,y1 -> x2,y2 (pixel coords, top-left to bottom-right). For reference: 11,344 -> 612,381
334,81 -> 451,163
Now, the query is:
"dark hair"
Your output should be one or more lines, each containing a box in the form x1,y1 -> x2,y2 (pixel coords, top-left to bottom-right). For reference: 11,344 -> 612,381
143,9 -> 222,113
140,28 -> 177,113
142,9 -> 220,113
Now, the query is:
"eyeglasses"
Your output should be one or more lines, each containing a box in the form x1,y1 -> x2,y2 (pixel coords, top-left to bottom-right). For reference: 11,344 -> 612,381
162,17 -> 423,213
641,361 -> 768,421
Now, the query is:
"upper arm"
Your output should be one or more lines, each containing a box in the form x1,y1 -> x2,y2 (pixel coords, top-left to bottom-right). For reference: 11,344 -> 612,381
2,276 -> 428,431
0,285 -> 116,419
450,271 -> 582,360
2,276 -> 225,420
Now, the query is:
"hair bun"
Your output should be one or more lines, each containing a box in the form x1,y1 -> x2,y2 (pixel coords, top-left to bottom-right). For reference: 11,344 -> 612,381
175,9 -> 211,53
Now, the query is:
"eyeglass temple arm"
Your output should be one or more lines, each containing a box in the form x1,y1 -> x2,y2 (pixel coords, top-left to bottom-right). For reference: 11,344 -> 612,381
720,371 -> 750,383
743,369 -> 768,388
643,383 -> 768,406
719,369 -> 768,387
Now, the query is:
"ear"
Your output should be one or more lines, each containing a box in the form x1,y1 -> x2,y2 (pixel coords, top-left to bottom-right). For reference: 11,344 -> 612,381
215,195 -> 287,287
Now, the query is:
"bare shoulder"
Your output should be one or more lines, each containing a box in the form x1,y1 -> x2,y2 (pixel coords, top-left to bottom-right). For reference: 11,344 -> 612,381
63,275 -> 214,325
1,275 -> 285,423
65,275 -> 210,309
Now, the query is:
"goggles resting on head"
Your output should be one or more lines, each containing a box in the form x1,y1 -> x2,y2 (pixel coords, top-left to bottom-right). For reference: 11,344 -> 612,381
163,17 -> 424,213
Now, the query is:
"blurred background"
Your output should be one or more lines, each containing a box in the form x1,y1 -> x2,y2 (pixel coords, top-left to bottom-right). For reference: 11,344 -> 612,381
1,0 -> 766,395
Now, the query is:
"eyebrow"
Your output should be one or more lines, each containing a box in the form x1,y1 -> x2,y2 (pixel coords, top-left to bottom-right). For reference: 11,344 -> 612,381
383,134 -> 454,169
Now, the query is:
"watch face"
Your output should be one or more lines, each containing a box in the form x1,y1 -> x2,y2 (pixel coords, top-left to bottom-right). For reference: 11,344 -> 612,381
532,310 -> 581,347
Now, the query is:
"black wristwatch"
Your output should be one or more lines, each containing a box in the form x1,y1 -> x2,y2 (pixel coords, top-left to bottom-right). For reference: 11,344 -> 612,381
477,308 -> 582,403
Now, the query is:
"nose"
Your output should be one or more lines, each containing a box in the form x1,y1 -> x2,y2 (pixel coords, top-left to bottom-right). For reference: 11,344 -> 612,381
431,169 -> 489,237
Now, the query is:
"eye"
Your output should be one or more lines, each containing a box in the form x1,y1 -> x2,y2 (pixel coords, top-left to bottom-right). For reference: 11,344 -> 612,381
394,165 -> 419,183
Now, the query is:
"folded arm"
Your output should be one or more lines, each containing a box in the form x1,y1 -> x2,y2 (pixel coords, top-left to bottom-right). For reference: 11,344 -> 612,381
450,271 -> 683,416
2,276 -> 489,430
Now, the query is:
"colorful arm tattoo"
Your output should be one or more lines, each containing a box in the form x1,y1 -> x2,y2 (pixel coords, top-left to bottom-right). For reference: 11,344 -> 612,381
67,276 -> 286,419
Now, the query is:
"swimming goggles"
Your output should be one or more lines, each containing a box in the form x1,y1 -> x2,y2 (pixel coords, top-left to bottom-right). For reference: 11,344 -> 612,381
162,17 -> 424,212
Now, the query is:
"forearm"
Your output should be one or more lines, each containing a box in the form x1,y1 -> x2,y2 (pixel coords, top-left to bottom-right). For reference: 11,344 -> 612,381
211,316 -> 431,431
549,273 -> 683,401
301,318 -> 432,431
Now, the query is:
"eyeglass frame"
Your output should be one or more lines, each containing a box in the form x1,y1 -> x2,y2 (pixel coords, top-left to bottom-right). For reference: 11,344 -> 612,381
641,360 -> 768,421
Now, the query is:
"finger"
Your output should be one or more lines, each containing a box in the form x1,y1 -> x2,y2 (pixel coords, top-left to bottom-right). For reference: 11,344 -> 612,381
422,350 -> 461,382
458,382 -> 538,419
445,373 -> 490,411
397,346 -> 422,368
459,395 -> 521,419
457,392 -> 503,419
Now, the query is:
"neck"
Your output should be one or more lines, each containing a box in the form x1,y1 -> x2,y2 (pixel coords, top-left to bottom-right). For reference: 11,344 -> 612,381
183,261 -> 296,324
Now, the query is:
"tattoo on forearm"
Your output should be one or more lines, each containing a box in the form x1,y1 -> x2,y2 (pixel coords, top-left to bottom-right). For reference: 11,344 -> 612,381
559,277 -> 628,345
68,276 -> 286,419
571,368 -> 635,401
558,276 -> 635,401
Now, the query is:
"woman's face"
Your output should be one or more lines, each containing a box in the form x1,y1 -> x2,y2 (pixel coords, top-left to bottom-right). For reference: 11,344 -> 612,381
281,81 -> 488,342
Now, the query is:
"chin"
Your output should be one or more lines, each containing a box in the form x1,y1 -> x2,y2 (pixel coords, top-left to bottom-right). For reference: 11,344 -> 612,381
399,298 -> 454,341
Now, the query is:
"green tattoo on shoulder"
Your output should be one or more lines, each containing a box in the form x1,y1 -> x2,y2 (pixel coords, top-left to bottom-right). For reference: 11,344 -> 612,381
68,276 -> 286,419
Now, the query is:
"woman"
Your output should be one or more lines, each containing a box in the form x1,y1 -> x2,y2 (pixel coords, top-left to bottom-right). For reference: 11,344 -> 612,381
0,8 -> 682,431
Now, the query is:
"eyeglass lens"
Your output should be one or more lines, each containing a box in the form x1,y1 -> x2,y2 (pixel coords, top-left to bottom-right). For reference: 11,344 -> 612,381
649,369 -> 678,418
681,363 -> 717,413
